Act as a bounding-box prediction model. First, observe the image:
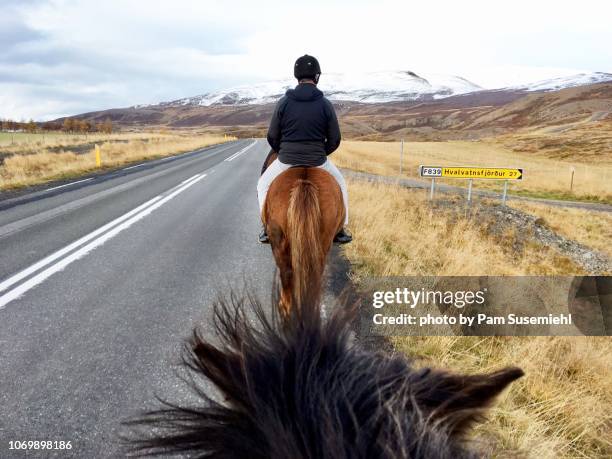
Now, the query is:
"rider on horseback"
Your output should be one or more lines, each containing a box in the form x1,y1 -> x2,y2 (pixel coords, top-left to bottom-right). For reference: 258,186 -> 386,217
257,54 -> 352,244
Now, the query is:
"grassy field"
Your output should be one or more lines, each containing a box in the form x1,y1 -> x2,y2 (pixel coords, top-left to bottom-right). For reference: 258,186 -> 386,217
344,180 -> 584,278
509,201 -> 612,258
333,140 -> 612,203
343,179 -> 611,458
0,131 -> 233,190
0,131 -> 108,147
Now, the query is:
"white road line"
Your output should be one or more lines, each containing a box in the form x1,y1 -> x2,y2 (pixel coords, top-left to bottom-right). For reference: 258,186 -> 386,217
224,140 -> 257,162
123,163 -> 145,170
0,195 -> 162,294
0,141 -> 242,292
225,141 -> 256,161
180,176 -> 198,184
45,178 -> 94,192
0,173 -> 206,309
0,145 -> 235,239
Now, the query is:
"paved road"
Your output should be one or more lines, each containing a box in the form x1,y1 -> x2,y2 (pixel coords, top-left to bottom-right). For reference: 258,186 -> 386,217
0,139 -> 277,457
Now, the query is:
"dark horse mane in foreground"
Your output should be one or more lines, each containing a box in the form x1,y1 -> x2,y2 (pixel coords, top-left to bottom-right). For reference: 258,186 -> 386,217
123,288 -> 523,458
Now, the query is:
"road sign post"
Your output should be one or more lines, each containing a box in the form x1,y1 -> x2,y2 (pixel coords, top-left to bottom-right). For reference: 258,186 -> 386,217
467,179 -> 473,204
429,178 -> 435,200
502,180 -> 508,205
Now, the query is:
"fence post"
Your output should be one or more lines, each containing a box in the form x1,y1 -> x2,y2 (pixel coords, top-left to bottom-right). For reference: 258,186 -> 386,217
400,138 -> 404,175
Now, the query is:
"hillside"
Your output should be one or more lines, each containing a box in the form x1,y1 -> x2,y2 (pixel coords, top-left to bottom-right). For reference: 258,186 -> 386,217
342,82 -> 612,140
61,74 -> 612,143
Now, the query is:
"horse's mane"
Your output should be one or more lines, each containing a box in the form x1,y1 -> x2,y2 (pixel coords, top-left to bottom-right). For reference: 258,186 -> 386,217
123,287 -> 523,458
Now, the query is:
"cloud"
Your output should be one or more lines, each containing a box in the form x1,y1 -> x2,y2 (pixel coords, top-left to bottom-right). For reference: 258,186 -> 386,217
1,0 -> 611,120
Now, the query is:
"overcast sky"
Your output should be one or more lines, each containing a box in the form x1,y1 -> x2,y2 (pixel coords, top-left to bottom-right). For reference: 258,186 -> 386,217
2,0 -> 611,120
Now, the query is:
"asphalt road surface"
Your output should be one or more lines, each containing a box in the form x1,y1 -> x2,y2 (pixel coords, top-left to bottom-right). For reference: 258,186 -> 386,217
0,139 -> 278,458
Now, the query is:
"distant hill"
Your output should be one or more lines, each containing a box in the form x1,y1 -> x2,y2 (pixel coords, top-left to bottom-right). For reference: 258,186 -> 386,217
59,71 -> 612,140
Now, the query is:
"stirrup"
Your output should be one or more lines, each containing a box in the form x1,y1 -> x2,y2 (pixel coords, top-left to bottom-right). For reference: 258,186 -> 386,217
259,229 -> 270,244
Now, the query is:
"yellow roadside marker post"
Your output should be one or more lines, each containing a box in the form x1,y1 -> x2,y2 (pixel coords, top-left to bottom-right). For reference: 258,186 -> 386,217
95,144 -> 101,167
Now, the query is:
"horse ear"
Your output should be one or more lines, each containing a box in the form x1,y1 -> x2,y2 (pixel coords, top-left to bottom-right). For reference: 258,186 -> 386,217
415,367 -> 524,435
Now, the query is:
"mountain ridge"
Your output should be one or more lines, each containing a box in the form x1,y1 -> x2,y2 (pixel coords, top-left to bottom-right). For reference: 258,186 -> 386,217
156,70 -> 483,107
61,74 -> 612,142
145,71 -> 612,108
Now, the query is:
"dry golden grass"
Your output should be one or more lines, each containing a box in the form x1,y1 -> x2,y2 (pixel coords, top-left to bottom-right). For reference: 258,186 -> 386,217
344,180 -> 581,278
343,179 -> 611,458
0,133 -> 233,190
0,131 -> 156,152
393,336 -> 612,458
495,119 -> 612,163
509,201 -> 612,258
333,140 -> 612,203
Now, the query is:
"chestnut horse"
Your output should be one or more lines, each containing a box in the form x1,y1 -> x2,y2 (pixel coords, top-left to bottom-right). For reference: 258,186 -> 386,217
262,152 -> 344,316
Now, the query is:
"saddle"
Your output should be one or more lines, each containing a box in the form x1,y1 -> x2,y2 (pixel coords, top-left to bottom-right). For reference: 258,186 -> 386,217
259,149 -> 351,244
261,150 -> 278,176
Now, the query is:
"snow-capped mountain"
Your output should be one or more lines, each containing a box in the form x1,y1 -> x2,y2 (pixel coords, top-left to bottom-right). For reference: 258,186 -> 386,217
75,69 -> 611,133
147,70 -> 612,109
161,71 -> 482,107
510,72 -> 612,92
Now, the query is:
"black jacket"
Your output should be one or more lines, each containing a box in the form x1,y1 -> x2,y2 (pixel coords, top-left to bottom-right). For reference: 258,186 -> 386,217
267,83 -> 341,167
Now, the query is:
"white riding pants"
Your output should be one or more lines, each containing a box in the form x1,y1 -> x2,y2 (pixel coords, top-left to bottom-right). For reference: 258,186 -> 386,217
257,159 -> 349,226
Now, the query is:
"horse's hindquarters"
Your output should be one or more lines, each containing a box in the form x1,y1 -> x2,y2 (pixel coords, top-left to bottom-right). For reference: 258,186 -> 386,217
263,167 -> 344,315
264,167 -> 343,243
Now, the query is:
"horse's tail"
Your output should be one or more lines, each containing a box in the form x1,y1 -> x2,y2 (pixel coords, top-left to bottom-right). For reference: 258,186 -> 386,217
287,178 -> 324,308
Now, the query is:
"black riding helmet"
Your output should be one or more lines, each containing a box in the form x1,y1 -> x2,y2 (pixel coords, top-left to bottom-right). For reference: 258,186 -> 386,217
294,55 -> 321,83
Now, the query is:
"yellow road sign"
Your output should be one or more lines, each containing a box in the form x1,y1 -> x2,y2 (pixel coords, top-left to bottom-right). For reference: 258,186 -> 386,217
420,166 -> 523,180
